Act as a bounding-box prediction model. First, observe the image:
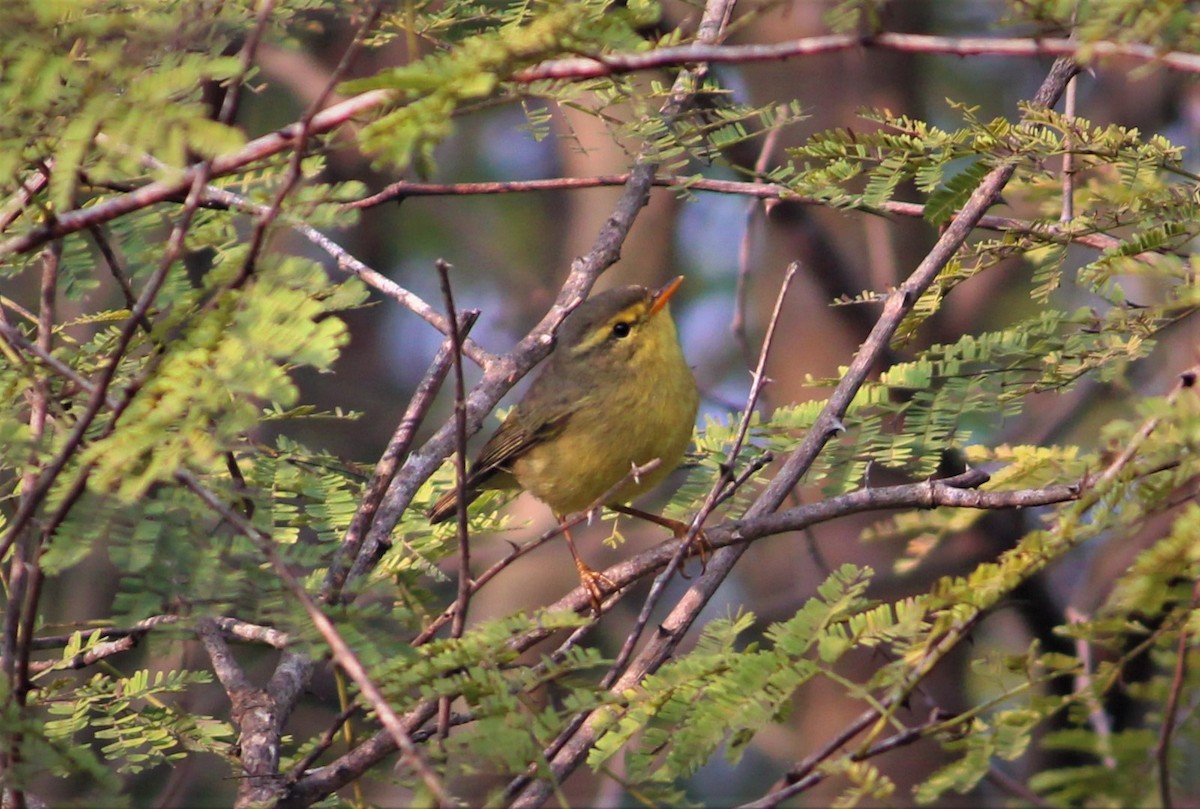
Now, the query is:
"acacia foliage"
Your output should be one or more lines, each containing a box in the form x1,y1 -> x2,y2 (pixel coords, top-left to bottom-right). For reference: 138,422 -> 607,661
0,0 -> 1199,806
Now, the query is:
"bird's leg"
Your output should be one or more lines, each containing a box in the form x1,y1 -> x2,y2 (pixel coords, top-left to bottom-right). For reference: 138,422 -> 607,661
559,516 -> 614,614
610,504 -> 710,572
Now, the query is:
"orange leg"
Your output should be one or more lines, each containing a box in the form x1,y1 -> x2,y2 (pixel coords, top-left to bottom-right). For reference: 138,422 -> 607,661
611,504 -> 710,571
559,518 -> 615,614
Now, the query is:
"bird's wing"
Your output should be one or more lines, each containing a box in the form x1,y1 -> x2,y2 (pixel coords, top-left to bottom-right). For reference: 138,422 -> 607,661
465,407 -> 572,488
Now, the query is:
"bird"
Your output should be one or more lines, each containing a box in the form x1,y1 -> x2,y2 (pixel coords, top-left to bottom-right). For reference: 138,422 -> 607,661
428,276 -> 699,610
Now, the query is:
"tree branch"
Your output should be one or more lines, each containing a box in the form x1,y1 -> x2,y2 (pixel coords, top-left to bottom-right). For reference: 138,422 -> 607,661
515,32 -> 1200,82
349,175 -> 1134,257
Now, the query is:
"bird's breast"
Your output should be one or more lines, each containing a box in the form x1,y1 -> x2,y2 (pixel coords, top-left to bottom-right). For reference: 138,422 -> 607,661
513,350 -> 698,515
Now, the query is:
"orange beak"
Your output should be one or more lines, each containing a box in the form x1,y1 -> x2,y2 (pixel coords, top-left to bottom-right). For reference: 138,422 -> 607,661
650,275 -> 684,316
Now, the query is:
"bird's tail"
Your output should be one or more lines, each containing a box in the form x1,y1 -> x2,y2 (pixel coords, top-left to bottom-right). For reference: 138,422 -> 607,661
426,487 -> 479,524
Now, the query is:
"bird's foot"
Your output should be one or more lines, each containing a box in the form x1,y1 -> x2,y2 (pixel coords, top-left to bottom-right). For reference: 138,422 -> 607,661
674,524 -> 711,577
575,559 -> 616,615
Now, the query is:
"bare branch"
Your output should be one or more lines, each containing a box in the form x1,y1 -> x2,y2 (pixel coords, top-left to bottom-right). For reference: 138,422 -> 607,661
436,258 -> 472,742
515,32 -> 1200,82
192,181 -> 492,367
7,31 -> 1194,260
1064,607 -> 1117,769
284,704 -> 361,784
731,125 -> 784,367
29,634 -> 139,675
0,88 -> 394,259
234,0 -> 383,284
604,263 -> 797,688
197,618 -> 253,696
0,164 -> 49,234
739,709 -> 954,809
350,175 -> 1135,257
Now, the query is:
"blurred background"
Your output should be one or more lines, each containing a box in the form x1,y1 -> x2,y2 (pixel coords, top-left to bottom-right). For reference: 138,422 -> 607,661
258,2 -> 1200,805
24,0 -> 1200,804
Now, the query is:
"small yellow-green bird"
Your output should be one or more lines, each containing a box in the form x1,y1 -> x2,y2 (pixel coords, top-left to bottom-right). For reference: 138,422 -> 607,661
429,276 -> 699,607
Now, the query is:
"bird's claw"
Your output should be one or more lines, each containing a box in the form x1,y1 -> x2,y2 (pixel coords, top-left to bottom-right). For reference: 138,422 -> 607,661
676,526 -> 711,578
575,560 -> 615,615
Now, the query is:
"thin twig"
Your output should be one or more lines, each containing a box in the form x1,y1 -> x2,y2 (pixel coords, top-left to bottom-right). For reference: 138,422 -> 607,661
601,263 -> 796,691
31,241 -> 59,435
235,0 -> 383,284
0,164 -> 49,234
731,124 -> 784,367
86,225 -> 154,334
436,258 -> 472,742
323,308 -> 479,602
1065,606 -> 1116,768
1061,76 -> 1076,222
28,614 -> 182,650
1094,367 -> 1197,491
409,507 -> 608,646
437,259 -> 473,639
285,704 -> 362,783
111,170 -> 492,366
1154,577 -> 1200,809
738,709 -> 952,809
216,0 -> 277,126
29,634 -> 140,674
350,175 -> 1136,258
513,32 -> 1200,82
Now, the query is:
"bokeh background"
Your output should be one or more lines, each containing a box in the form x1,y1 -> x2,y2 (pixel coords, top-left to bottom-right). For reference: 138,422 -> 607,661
21,0 -> 1200,804
269,2 -> 1199,805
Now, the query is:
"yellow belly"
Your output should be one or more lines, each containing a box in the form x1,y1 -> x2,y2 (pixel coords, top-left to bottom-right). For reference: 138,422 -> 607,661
512,370 -> 698,515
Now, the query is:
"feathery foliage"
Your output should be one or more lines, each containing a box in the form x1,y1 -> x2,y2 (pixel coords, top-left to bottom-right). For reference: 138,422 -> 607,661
2,0 -> 1200,806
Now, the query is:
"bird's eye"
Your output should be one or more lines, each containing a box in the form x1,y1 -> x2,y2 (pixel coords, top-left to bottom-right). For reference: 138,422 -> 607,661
611,321 -> 632,339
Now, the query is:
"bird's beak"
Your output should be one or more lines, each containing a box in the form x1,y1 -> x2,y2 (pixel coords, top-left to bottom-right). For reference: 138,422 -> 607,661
650,275 -> 684,316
